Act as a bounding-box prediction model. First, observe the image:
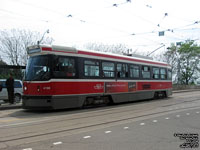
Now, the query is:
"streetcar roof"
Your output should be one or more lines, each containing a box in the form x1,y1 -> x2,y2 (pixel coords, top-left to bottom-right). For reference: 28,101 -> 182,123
27,44 -> 171,68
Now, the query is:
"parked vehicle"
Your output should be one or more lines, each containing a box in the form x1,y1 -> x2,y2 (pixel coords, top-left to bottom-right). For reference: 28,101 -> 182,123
0,79 -> 23,105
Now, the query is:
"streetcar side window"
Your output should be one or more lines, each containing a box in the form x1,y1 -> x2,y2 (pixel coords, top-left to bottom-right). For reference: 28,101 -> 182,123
117,63 -> 128,78
53,57 -> 76,78
142,66 -> 150,79
152,67 -> 160,79
84,60 -> 100,77
130,65 -> 140,78
102,62 -> 115,78
160,68 -> 167,79
168,69 -> 172,80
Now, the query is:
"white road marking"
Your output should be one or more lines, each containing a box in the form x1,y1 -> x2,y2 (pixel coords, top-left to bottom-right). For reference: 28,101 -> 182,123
124,127 -> 129,129
83,136 -> 91,139
23,148 -> 32,150
186,113 -> 190,115
153,120 -> 157,123
176,115 -> 180,118
140,123 -> 145,126
53,142 -> 62,145
105,131 -> 112,134
165,117 -> 170,120
196,111 -> 199,114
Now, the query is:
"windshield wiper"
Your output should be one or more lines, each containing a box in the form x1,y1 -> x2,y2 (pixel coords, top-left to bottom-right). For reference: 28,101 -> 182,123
31,71 -> 49,81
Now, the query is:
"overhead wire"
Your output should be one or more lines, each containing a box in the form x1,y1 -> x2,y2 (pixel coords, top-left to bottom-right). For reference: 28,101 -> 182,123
0,8 -> 49,23
1,0 -> 200,48
103,1 -> 175,46
64,1 -> 200,48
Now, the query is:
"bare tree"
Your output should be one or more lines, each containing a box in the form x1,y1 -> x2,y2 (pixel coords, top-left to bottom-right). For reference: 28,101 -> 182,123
84,42 -> 134,55
0,57 -> 9,78
0,28 -> 54,66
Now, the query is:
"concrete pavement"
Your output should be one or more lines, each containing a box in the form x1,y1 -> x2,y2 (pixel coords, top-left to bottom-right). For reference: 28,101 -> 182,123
0,90 -> 200,150
5,100 -> 200,150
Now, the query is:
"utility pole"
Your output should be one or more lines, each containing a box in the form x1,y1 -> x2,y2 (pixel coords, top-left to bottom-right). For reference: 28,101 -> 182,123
176,43 -> 181,84
177,59 -> 181,84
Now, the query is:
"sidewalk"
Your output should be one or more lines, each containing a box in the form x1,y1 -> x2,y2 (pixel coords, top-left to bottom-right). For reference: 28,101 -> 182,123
0,102 -> 22,110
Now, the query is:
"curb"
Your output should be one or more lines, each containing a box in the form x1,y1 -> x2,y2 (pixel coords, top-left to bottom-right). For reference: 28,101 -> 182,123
173,89 -> 200,93
0,104 -> 22,110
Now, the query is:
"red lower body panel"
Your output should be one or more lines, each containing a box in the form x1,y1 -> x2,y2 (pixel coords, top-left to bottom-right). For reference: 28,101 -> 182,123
23,81 -> 172,96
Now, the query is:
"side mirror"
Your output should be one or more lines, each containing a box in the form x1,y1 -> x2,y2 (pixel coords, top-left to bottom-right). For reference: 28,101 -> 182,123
0,85 -> 2,92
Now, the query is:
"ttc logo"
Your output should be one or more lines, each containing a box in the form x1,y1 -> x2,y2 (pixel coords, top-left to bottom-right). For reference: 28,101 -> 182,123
94,84 -> 104,90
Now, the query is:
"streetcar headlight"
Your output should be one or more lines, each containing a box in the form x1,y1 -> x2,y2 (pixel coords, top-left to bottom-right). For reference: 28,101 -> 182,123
24,86 -> 27,91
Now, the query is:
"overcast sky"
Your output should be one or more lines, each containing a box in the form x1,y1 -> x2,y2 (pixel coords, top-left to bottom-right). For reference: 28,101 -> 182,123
1,0 -> 200,55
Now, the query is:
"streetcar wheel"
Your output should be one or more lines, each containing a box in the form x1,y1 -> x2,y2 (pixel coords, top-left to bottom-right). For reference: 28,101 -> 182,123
154,92 -> 159,99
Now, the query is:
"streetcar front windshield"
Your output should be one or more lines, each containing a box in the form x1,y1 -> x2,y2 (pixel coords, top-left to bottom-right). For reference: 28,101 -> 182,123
25,55 -> 51,81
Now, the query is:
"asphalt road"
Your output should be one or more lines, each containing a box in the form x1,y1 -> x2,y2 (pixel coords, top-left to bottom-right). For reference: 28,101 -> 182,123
0,91 -> 200,150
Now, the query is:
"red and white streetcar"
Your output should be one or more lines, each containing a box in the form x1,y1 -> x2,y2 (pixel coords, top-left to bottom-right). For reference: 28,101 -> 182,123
23,45 -> 172,109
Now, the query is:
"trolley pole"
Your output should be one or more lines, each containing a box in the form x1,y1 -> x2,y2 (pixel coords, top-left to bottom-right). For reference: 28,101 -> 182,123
37,29 -> 49,45
147,44 -> 165,56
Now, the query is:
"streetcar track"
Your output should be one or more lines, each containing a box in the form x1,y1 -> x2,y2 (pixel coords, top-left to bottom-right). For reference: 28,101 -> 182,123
0,99 -> 167,127
1,105 -> 200,143
0,99 -> 189,128
0,105 -> 156,128
1,92 -> 200,145
0,97 -> 200,128
0,92 -> 198,120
